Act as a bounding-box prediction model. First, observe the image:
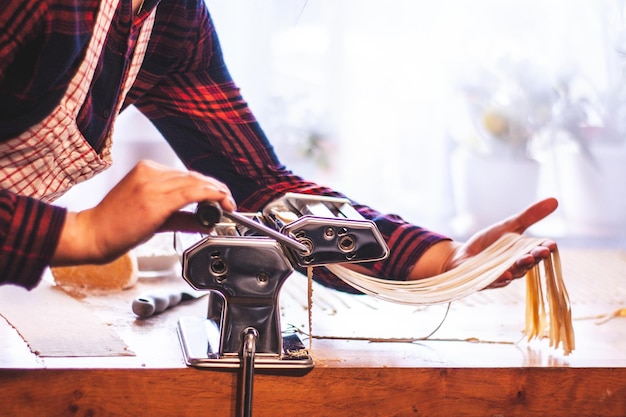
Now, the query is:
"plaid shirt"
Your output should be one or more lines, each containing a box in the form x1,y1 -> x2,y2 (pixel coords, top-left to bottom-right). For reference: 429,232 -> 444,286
0,0 -> 449,291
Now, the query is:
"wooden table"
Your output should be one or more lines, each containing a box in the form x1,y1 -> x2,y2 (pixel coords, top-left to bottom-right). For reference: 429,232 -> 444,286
1,247 -> 625,416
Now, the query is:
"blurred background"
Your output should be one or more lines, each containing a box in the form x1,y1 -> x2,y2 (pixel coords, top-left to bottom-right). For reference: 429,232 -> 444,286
58,0 -> 626,245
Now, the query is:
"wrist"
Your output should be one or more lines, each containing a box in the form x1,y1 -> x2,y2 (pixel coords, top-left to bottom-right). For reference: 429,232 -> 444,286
407,240 -> 460,280
51,211 -> 99,266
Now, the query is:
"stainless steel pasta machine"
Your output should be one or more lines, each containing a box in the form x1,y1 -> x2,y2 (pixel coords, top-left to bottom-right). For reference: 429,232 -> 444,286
175,193 -> 389,416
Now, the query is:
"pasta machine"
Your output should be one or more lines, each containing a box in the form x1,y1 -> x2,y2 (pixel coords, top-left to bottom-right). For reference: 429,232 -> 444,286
176,193 -> 389,368
176,193 -> 388,415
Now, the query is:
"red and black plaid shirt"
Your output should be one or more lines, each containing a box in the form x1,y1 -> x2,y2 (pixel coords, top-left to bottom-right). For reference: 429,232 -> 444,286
0,0 -> 449,291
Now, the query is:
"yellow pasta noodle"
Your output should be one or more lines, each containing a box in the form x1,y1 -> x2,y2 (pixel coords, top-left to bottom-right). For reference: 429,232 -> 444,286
324,233 -> 575,355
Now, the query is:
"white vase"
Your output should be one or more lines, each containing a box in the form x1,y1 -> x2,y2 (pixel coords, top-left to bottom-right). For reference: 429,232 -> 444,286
450,147 -> 540,237
552,142 -> 626,236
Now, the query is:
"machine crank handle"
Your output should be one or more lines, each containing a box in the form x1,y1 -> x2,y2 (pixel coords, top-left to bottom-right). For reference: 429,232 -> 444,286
195,201 -> 309,254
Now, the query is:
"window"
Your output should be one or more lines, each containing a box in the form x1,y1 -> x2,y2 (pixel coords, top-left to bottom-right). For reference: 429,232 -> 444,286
59,0 -> 626,243
208,0 -> 626,241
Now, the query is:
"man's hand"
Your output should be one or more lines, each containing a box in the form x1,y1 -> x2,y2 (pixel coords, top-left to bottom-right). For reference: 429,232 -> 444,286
447,197 -> 558,288
409,198 -> 559,287
52,160 -> 237,265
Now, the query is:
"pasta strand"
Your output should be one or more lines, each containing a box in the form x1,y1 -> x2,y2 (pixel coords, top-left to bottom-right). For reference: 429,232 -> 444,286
325,233 -> 574,355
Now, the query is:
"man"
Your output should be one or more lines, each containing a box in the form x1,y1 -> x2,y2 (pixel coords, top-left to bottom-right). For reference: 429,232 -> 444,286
0,0 -> 556,292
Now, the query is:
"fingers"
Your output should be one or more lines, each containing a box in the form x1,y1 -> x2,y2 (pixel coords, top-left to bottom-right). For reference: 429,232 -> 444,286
508,243 -> 553,278
66,161 -> 239,264
508,197 -> 558,234
487,275 -> 513,289
127,160 -> 237,212
486,240 -> 557,289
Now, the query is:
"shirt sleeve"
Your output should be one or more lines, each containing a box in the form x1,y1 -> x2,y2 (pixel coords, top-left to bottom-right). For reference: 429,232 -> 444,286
128,0 -> 451,293
0,191 -> 66,290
